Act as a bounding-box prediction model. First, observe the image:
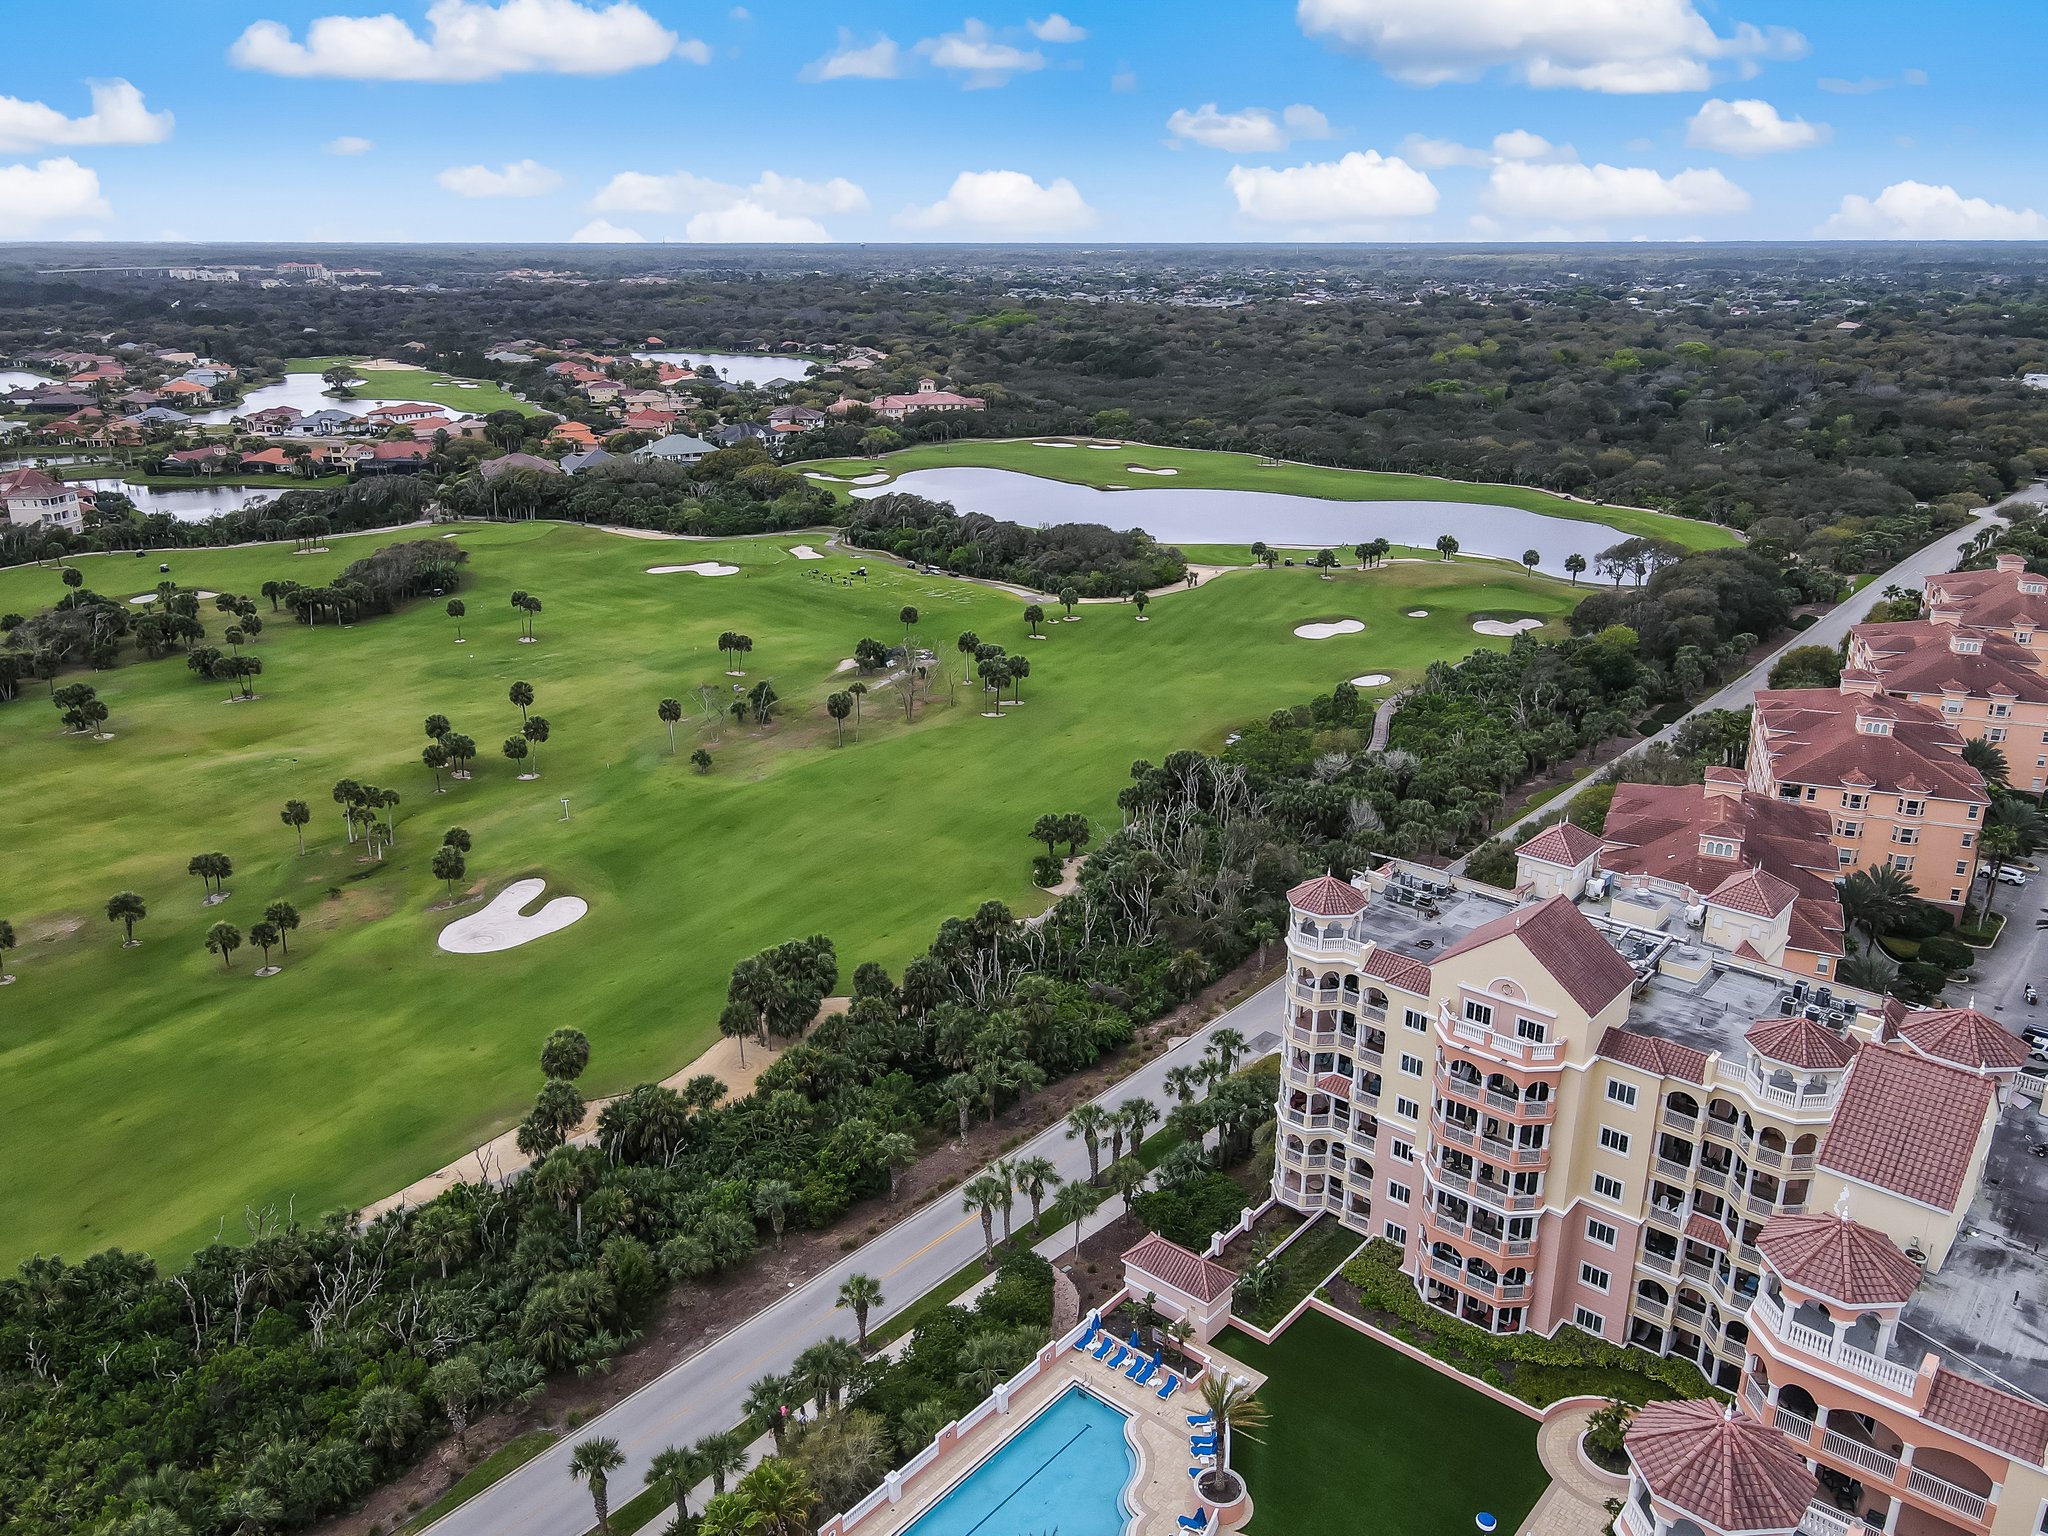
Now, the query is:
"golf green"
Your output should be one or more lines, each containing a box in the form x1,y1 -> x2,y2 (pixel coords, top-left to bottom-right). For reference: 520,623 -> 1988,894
0,525 -> 1575,1263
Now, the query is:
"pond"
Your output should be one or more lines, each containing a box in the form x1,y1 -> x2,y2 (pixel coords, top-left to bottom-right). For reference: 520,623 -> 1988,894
853,467 -> 1626,579
193,374 -> 372,424
73,478 -> 282,522
631,350 -> 821,388
0,370 -> 56,392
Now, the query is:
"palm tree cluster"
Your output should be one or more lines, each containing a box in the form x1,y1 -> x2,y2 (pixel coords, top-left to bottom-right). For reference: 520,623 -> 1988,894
421,715 -> 477,786
509,589 -> 543,641
1028,812 -> 1092,860
51,681 -> 109,735
718,629 -> 754,673
331,778 -> 401,859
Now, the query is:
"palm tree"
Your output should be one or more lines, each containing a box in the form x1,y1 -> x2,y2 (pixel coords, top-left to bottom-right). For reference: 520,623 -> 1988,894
0,918 -> 16,983
827,690 -> 853,744
1049,1178 -> 1103,1259
447,597 -> 465,641
1024,603 -> 1044,637
1133,590 -> 1150,620
1013,1155 -> 1060,1229
989,1157 -> 1019,1241
523,715 -> 550,772
1118,1096 -> 1160,1160
1564,553 -> 1587,585
1978,824 -> 2022,926
1435,533 -> 1460,560
956,629 -> 980,683
510,680 -> 534,722
1206,1026 -> 1248,1077
105,890 -> 147,946
941,1071 -> 979,1142
838,1271 -> 884,1349
1196,1372 -> 1269,1502
1522,549 -> 1541,573
280,799 -> 310,854
568,1437 -> 626,1535
647,1446 -> 707,1524
1059,585 -> 1080,620
1164,1064 -> 1205,1108
956,1332 -> 1018,1397
695,1428 -> 750,1495
1067,1102 -> 1111,1181
264,900 -> 299,955
503,735 -> 529,773
659,697 -> 682,752
423,740 -> 448,789
743,1372 -> 795,1452
878,1130 -> 916,1199
691,747 -> 713,774
249,920 -> 281,969
432,845 -> 467,897
1840,864 -> 1917,951
899,604 -> 919,657
963,1171 -> 1006,1267
1105,1155 -> 1147,1217
205,921 -> 242,971
1963,736 -> 2010,787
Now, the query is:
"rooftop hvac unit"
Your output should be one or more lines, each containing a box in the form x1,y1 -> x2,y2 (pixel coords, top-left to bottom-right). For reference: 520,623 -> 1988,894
1684,903 -> 1706,927
1586,874 -> 1610,900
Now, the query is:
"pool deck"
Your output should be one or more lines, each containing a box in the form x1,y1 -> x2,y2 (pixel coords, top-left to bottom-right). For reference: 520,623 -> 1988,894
856,1341 -> 1269,1536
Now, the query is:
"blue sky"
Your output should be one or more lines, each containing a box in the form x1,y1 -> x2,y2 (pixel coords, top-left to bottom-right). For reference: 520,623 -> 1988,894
2,0 -> 2043,244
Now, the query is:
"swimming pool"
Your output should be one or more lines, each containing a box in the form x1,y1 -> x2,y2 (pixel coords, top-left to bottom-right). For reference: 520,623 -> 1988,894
901,1384 -> 1136,1536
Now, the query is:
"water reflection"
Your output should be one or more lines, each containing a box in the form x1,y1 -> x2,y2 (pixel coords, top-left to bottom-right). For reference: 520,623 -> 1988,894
632,350 -> 821,388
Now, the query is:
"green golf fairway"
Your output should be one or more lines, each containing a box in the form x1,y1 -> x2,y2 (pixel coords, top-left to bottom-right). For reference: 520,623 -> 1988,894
0,524 -> 1575,1264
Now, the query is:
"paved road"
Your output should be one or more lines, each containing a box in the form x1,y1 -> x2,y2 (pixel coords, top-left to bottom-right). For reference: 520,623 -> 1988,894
423,980 -> 1285,1536
1461,497 -> 2021,866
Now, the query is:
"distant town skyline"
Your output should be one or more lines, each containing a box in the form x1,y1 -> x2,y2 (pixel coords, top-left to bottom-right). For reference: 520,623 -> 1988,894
4,0 -> 2041,244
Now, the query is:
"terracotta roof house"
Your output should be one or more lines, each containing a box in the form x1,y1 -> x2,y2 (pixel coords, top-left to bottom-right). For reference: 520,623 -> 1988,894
1848,618 -> 2048,792
1887,1006 -> 2033,1077
363,402 -> 445,425
1923,552 -> 2048,670
1756,1212 -> 1923,1308
478,451 -> 562,481
1,466 -> 83,530
830,378 -> 986,421
1438,893 -> 1638,1015
1817,1044 -> 1997,1214
1285,874 -> 1368,917
1747,685 -> 1987,910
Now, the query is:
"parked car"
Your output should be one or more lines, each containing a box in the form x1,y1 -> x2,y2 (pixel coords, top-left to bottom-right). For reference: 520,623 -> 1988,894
2021,1024 -> 2048,1052
1978,864 -> 2030,886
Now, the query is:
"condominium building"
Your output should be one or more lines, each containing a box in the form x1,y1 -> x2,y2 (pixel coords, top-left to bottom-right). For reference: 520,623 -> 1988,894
1748,685 -> 1988,908
1924,553 -> 2048,673
1847,622 -> 2048,794
1276,852 -> 2048,1536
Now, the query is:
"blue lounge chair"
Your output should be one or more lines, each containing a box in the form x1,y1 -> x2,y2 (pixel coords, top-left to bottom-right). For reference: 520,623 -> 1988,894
1091,1335 -> 1116,1360
1129,1358 -> 1156,1385
1187,1467 -> 1204,1480
1190,1439 -> 1217,1455
1157,1373 -> 1179,1401
1072,1326 -> 1096,1353
1179,1512 -> 1210,1532
1186,1413 -> 1213,1427
1106,1344 -> 1129,1369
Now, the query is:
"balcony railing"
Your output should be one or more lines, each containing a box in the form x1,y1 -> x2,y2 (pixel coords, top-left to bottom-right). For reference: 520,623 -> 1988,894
1907,1466 -> 1990,1523
1468,1180 -> 1543,1215
1486,1088 -> 1556,1119
1645,1205 -> 1683,1235
1694,1163 -> 1730,1191
1821,1428 -> 1898,1482
1661,1106 -> 1700,1134
1636,1249 -> 1678,1278
1445,1011 -> 1564,1065
1798,1501 -> 1877,1536
1752,1292 -> 1923,1397
1655,1155 -> 1695,1183
1290,932 -> 1364,958
1438,1122 -> 1477,1150
1702,1115 -> 1739,1144
1436,1068 -> 1484,1104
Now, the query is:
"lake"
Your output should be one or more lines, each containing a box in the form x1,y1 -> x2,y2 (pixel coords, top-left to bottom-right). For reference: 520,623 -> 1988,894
194,374 -> 372,424
632,350 -> 821,388
853,467 -> 1626,579
0,370 -> 56,391
74,478 -> 282,522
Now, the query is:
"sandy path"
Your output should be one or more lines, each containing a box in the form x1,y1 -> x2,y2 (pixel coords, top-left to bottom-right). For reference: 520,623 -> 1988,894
357,1004 -> 851,1219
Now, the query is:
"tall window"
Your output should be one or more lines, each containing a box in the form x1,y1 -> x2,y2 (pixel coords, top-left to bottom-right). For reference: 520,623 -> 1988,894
1592,1172 -> 1624,1202
1580,1262 -> 1611,1292
1586,1218 -> 1618,1248
1605,1080 -> 1638,1108
1574,1306 -> 1606,1336
1599,1126 -> 1631,1155
1464,1000 -> 1493,1028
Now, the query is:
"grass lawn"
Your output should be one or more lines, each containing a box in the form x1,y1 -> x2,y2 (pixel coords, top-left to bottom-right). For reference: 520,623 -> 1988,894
1220,1312 -> 1550,1536
0,528 -> 1576,1265
802,439 -> 1735,553
284,357 -> 540,416
1232,1218 -> 1362,1332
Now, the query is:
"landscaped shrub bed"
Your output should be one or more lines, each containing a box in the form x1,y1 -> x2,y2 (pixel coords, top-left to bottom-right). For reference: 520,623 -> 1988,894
1233,1219 -> 1362,1332
1331,1240 -> 1720,1408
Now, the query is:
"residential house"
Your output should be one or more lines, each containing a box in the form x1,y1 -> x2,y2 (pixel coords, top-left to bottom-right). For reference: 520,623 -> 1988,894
709,422 -> 772,448
0,466 -> 83,530
560,449 -> 614,474
356,441 -> 431,475
477,452 -> 562,481
1748,684 -> 1989,908
579,379 -> 623,404
161,445 -> 231,473
237,447 -> 295,474
242,406 -> 305,436
620,410 -> 677,434
829,377 -> 986,421
122,407 -> 191,429
546,421 -> 599,448
291,408 -> 360,437
633,433 -> 714,465
156,380 -> 212,403
767,404 -> 825,433
363,402 -> 446,427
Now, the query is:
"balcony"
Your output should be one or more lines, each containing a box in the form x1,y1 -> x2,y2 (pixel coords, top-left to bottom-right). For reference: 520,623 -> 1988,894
1437,1121 -> 1477,1150
1636,1249 -> 1678,1278
1702,1115 -> 1739,1144
1436,1067 -> 1484,1105
1661,1106 -> 1700,1135
1907,1466 -> 1990,1524
1655,1155 -> 1695,1183
1694,1163 -> 1730,1191
1290,932 -> 1365,959
1467,1179 -> 1543,1215
1445,1011 -> 1563,1066
1673,1301 -> 1707,1332
1752,1292 -> 1924,1397
1486,1088 -> 1556,1120
1644,1205 -> 1683,1235
1798,1502 -> 1878,1536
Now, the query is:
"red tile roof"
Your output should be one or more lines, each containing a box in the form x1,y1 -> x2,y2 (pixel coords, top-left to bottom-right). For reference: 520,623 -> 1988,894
0,467 -> 68,498
1314,1072 -> 1352,1099
1684,1212 -> 1727,1246
1892,1007 -> 2032,1072
1849,620 -> 2048,704
1625,1399 -> 1815,1531
1746,1016 -> 1855,1070
1708,865 -> 1801,919
1515,820 -> 1606,868
1924,566 -> 2048,635
1817,1045 -> 1996,1210
1439,894 -> 1637,1014
1362,946 -> 1432,996
1924,1368 -> 2048,1462
1598,1027 -> 1710,1085
1756,1213 -> 1921,1307
1751,688 -> 1986,805
1121,1234 -> 1237,1303
1287,874 -> 1367,916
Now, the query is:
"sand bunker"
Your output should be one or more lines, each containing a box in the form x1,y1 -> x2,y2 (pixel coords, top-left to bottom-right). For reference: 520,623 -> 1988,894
1126,465 -> 1177,476
1032,441 -> 1078,447
1407,609 -> 1429,618
1473,617 -> 1544,637
790,544 -> 824,559
129,589 -> 218,605
1350,673 -> 1392,687
1087,442 -> 1120,450
438,878 -> 588,954
1294,619 -> 1364,640
805,470 -> 887,486
648,562 -> 739,576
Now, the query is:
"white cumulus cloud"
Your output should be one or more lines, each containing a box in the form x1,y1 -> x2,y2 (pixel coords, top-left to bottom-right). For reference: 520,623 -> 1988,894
0,81 -> 172,153
1166,102 -> 1333,152
230,0 -> 701,81
1488,160 -> 1751,220
686,202 -> 831,241
570,217 -> 645,242
1400,130 -> 1572,169
0,157 -> 112,236
801,30 -> 903,80
436,159 -> 562,197
1297,0 -> 1804,93
592,168 -> 867,218
1686,98 -> 1827,155
324,135 -> 375,155
1821,181 -> 2048,240
899,169 -> 1096,233
1028,13 -> 1087,42
918,20 -> 1045,87
1225,150 -> 1438,223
